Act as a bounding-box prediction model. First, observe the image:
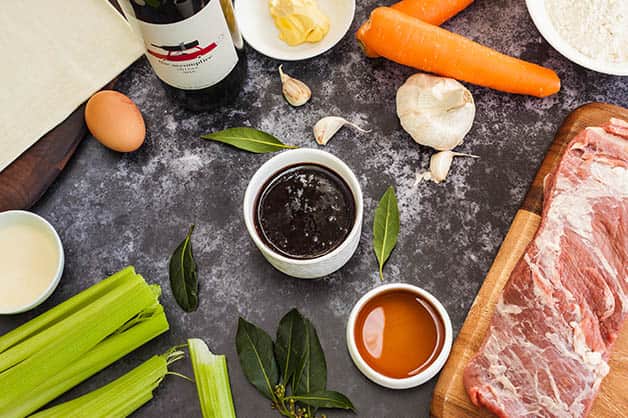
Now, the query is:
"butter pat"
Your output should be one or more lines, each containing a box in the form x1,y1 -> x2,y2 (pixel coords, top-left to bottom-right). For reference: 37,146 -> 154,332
269,0 -> 330,46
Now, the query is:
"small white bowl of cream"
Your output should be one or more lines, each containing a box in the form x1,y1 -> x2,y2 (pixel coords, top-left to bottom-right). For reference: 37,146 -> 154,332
0,210 -> 64,314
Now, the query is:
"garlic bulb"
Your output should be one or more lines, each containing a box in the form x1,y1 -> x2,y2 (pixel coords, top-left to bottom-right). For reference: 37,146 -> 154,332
418,151 -> 478,184
397,73 -> 475,151
313,116 -> 370,145
278,65 -> 311,106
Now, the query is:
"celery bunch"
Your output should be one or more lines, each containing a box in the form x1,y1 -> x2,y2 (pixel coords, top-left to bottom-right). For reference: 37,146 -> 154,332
0,267 -> 169,418
31,348 -> 185,418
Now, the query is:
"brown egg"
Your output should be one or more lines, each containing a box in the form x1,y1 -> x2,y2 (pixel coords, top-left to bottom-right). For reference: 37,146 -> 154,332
85,90 -> 146,152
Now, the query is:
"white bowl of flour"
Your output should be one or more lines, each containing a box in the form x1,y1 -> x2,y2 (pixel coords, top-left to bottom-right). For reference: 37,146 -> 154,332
526,0 -> 628,76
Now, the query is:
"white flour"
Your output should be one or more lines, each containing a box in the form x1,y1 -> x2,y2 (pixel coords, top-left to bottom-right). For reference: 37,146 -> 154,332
545,0 -> 628,64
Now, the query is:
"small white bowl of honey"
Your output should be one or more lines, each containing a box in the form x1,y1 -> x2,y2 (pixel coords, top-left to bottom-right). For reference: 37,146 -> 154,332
346,283 -> 453,389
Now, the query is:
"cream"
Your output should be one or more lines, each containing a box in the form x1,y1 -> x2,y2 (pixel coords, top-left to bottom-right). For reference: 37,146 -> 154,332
0,222 -> 60,310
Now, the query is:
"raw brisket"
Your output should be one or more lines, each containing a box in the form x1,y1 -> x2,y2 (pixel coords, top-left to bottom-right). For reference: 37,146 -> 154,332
464,118 -> 628,417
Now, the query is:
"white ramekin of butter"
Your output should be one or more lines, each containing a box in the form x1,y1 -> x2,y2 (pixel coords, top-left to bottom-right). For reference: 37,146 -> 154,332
0,210 -> 64,314
235,0 -> 356,61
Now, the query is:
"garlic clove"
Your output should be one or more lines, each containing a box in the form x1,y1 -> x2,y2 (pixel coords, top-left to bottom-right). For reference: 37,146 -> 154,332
420,151 -> 479,184
414,170 -> 433,186
396,73 -> 475,151
313,116 -> 370,145
429,151 -> 456,183
278,65 -> 311,107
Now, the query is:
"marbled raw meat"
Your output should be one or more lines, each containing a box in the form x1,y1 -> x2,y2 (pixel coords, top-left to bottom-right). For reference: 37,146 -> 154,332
464,118 -> 628,417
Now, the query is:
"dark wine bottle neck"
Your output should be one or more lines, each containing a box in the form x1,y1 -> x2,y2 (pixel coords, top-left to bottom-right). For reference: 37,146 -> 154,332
129,0 -> 211,24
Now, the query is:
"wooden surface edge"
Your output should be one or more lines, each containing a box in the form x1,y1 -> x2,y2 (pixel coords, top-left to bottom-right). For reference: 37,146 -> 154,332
430,209 -> 541,418
0,105 -> 87,211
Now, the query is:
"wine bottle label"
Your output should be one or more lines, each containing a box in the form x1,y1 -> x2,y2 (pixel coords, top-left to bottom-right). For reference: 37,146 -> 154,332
129,0 -> 239,90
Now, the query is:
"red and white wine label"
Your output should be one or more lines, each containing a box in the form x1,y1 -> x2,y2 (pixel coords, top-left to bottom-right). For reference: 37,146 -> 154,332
127,0 -> 238,90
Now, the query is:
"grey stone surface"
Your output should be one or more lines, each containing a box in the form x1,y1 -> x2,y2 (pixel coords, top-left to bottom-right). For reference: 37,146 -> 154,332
1,1 -> 627,417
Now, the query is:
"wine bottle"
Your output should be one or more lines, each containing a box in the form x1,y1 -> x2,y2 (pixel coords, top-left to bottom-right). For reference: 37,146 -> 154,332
118,0 -> 246,111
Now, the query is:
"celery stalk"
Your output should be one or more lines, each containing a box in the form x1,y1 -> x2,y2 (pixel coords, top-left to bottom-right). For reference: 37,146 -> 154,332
32,359 -> 163,418
0,269 -> 148,373
31,349 -> 183,418
16,308 -> 169,418
109,392 -> 154,417
0,278 -> 153,396
0,267 -> 135,353
0,267 -> 169,418
188,338 -> 237,418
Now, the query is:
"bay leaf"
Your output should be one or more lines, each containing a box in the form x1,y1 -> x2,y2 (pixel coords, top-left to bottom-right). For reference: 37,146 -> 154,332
291,390 -> 355,411
274,309 -> 305,385
293,318 -> 326,396
373,186 -> 400,280
236,317 -> 279,401
169,225 -> 198,312
201,127 -> 298,153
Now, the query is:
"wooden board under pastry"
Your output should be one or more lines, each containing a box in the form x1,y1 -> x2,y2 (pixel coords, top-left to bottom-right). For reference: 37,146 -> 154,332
431,102 -> 628,418
0,0 -> 126,212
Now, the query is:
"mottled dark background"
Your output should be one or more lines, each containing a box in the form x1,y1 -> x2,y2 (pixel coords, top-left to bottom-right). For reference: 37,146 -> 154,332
1,0 -> 626,417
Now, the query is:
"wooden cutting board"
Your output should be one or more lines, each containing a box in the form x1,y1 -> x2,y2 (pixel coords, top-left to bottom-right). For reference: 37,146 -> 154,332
431,102 -> 628,418
0,0 -> 122,212
0,102 -> 91,212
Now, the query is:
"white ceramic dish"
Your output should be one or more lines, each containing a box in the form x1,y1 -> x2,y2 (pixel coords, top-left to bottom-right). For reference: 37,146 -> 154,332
234,0 -> 356,61
526,0 -> 628,76
243,149 -> 363,279
346,283 -> 453,389
0,211 -> 64,315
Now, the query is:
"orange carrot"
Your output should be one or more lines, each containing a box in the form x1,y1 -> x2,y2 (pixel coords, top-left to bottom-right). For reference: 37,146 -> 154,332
391,0 -> 474,25
357,7 -> 561,97
356,0 -> 474,57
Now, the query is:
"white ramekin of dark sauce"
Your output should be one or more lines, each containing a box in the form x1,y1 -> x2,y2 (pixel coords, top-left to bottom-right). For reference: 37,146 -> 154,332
243,149 -> 363,279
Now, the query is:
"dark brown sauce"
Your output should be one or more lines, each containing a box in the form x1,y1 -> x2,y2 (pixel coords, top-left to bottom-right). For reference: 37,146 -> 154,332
354,289 -> 445,379
254,163 -> 355,260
